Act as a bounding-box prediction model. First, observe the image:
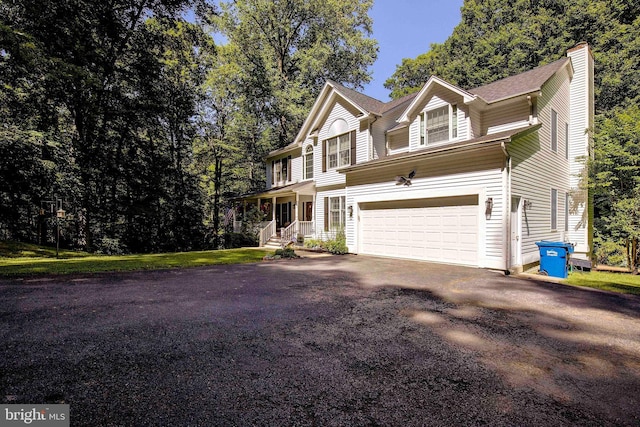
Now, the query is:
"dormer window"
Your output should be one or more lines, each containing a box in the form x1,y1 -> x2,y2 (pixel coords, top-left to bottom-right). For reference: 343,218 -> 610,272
420,104 -> 458,145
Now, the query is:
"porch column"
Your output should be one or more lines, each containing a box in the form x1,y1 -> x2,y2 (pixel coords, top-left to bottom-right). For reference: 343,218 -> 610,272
295,193 -> 300,222
272,196 -> 276,222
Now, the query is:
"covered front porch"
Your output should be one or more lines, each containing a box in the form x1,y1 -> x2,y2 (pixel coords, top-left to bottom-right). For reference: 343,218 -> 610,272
233,181 -> 316,246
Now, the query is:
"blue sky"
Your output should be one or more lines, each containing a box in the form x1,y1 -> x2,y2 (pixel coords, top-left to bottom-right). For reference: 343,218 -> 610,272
363,0 -> 464,101
201,1 -> 464,101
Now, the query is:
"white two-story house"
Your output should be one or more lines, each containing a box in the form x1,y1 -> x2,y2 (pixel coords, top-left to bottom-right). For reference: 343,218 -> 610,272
235,42 -> 594,272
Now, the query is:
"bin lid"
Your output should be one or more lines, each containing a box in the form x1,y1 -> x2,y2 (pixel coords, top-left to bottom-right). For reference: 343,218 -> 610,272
535,240 -> 575,249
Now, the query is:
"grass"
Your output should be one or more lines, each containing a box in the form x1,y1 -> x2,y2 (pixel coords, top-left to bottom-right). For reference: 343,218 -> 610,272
0,241 -> 271,277
567,270 -> 640,296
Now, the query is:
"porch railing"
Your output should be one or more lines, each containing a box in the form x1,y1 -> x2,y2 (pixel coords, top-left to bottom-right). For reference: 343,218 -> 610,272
281,221 -> 298,246
259,220 -> 276,247
298,221 -> 314,237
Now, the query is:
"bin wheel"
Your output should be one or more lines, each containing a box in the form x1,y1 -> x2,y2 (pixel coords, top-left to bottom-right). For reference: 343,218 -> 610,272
539,270 -> 548,276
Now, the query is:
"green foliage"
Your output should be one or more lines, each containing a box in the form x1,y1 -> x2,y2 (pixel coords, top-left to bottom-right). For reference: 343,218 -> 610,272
214,0 -> 377,149
567,271 -> 640,296
385,0 -> 640,113
274,247 -> 298,259
0,241 -> 91,259
591,105 -> 640,269
303,229 -> 348,254
0,246 -> 271,277
223,232 -> 258,249
0,0 -> 212,253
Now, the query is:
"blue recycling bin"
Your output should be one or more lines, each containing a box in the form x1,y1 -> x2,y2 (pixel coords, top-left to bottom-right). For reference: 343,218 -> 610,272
536,241 -> 574,278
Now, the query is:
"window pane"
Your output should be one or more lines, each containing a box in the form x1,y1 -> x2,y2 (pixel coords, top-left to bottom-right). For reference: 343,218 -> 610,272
305,153 -> 313,179
551,109 -> 558,152
565,122 -> 569,159
565,192 -> 569,232
551,189 -> 558,230
452,105 -> 458,138
427,106 -> 449,144
328,138 -> 337,154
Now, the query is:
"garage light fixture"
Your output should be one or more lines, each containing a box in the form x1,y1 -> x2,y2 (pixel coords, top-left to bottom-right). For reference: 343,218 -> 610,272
348,205 -> 353,218
485,197 -> 493,219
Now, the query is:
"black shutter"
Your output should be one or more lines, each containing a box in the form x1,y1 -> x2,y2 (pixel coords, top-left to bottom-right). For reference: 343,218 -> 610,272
271,160 -> 275,185
350,130 -> 356,166
322,140 -> 327,172
324,197 -> 329,232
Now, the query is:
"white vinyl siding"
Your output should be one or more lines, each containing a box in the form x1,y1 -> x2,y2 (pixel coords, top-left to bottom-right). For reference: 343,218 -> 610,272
316,100 -> 358,187
346,147 -> 505,269
510,66 -> 572,264
567,45 -> 594,255
484,101 -> 530,135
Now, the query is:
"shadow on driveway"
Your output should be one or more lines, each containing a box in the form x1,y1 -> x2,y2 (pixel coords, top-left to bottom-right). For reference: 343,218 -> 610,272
1,255 -> 639,426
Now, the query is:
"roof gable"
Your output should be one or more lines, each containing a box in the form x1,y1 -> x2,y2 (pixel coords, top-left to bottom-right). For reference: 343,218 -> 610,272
397,76 -> 476,124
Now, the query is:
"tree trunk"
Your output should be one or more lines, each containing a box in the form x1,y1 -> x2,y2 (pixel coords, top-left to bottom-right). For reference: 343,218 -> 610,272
212,154 -> 223,249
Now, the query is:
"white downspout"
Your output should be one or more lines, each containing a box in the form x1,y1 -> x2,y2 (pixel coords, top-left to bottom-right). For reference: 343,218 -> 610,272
501,140 -> 512,272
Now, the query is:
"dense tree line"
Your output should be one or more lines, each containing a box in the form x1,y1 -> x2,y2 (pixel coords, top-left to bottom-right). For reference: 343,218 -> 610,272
385,0 -> 640,268
2,0 -> 638,265
0,0 -> 376,253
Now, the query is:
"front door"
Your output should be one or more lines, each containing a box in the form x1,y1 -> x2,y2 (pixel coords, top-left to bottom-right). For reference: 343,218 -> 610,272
305,202 -> 313,222
510,197 -> 522,268
276,202 -> 291,228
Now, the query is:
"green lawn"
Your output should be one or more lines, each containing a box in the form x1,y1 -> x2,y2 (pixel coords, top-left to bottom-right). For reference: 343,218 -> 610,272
567,270 -> 640,296
0,241 -> 271,277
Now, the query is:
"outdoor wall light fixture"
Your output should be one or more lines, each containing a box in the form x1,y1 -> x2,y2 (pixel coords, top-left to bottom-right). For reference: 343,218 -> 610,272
348,205 -> 353,218
485,197 -> 493,219
523,199 -> 532,211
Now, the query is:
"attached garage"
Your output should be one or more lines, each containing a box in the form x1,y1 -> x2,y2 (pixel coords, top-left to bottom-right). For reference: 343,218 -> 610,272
358,195 -> 479,266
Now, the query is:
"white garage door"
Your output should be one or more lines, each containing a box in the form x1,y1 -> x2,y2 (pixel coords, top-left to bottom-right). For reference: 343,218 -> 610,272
359,195 -> 479,266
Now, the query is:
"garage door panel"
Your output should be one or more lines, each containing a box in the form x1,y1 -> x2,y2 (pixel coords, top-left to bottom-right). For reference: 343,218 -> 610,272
360,197 -> 478,266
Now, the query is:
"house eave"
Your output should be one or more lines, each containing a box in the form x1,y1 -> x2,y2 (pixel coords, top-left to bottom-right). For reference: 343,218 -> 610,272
338,124 -> 541,174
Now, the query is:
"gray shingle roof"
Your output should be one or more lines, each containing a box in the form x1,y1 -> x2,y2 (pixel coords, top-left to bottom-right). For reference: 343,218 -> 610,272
327,80 -> 417,116
469,57 -> 570,103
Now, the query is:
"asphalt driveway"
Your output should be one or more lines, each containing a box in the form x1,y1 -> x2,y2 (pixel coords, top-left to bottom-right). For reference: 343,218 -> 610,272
1,255 -> 640,426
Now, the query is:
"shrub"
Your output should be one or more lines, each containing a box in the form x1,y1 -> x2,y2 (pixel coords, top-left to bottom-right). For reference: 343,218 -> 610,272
274,247 -> 298,259
94,237 -> 128,255
224,232 -> 258,249
303,229 -> 348,254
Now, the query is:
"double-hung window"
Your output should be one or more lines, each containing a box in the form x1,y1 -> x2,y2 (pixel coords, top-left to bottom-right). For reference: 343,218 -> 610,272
565,192 -> 569,232
327,133 -> 350,169
271,156 -> 291,185
329,196 -> 346,229
565,122 -> 569,159
551,188 -> 558,230
551,109 -> 558,153
421,104 -> 458,145
304,145 -> 314,179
